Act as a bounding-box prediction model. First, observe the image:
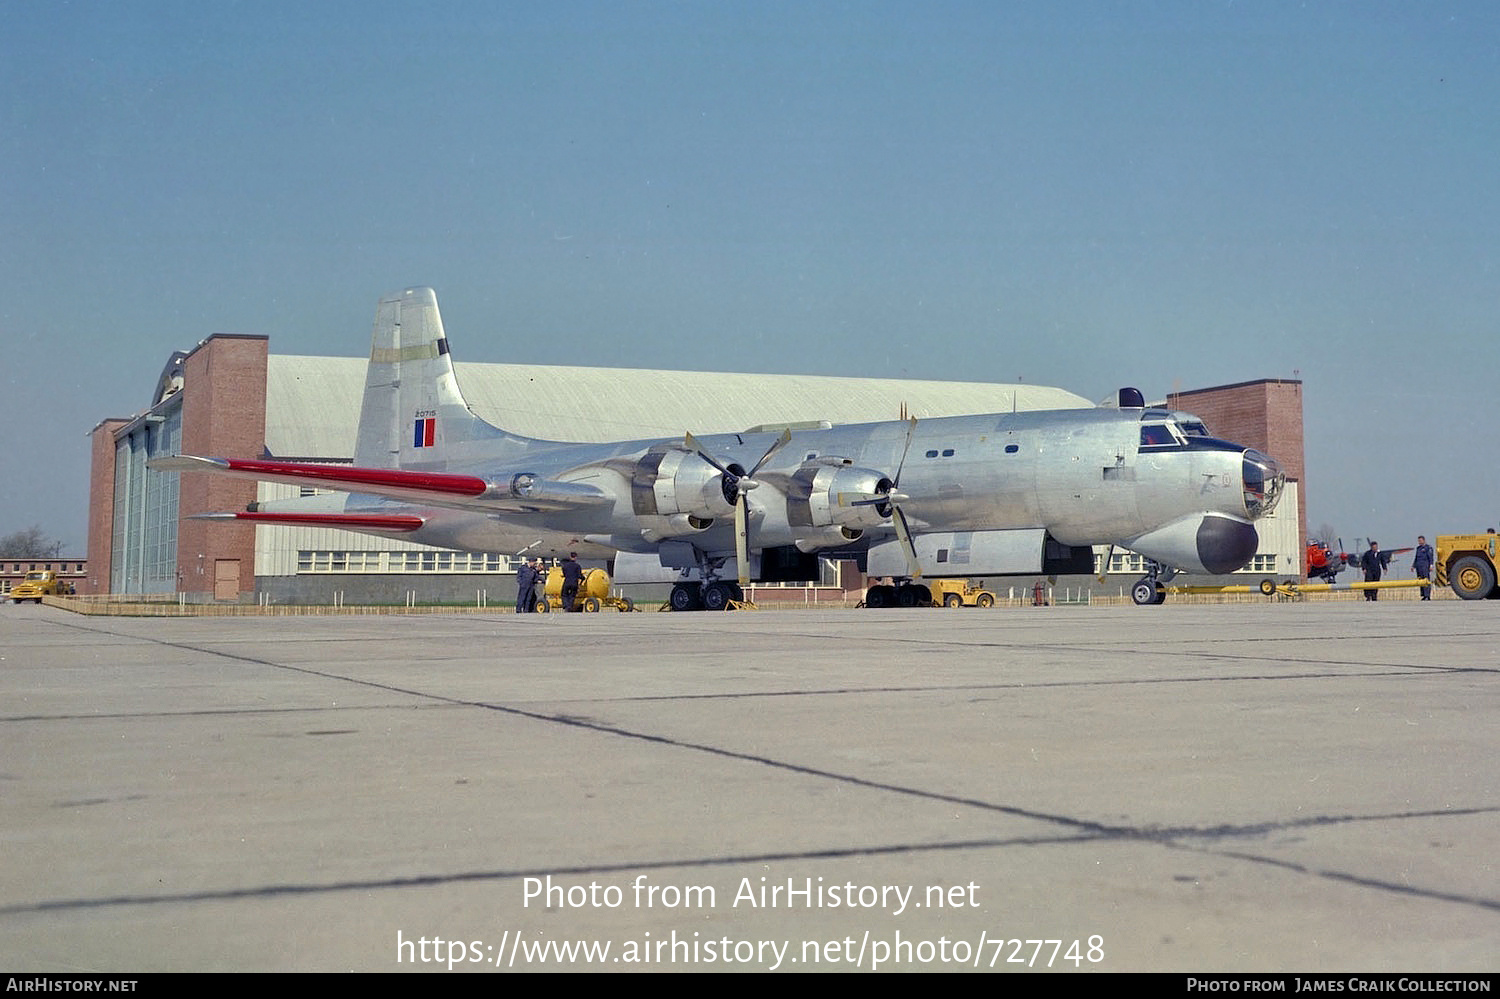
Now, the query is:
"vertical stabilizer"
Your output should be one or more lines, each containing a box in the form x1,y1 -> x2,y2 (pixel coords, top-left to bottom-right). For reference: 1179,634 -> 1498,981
353,287 -> 521,470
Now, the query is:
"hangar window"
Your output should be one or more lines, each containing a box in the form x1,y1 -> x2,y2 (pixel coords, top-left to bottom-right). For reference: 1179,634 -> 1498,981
1095,550 -> 1149,574
298,550 -> 511,574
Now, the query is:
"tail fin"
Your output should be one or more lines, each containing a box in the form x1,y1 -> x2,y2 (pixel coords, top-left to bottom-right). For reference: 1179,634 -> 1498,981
353,287 -> 525,470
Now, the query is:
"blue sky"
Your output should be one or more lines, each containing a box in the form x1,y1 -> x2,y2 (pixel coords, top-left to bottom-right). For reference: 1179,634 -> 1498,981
4,1 -> 1497,554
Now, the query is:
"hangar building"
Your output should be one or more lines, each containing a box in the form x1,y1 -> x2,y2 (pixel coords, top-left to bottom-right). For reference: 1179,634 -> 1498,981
86,331 -> 1303,602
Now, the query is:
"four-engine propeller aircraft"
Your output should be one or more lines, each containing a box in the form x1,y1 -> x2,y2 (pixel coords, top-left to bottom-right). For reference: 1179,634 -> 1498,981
153,287 -> 1285,609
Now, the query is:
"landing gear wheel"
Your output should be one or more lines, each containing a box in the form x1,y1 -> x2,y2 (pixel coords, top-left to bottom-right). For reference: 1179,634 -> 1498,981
1449,555 -> 1497,600
669,582 -> 703,612
895,583 -> 932,606
943,593 -> 963,608
865,584 -> 895,608
702,581 -> 734,611
1132,578 -> 1166,606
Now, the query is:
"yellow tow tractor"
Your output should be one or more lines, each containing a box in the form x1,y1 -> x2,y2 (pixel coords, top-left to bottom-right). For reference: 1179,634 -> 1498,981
534,567 -> 637,613
1435,533 -> 1500,600
9,570 -> 74,603
926,578 -> 997,608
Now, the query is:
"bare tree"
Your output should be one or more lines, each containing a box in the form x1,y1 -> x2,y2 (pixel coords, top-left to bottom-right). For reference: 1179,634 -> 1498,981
0,525 -> 64,557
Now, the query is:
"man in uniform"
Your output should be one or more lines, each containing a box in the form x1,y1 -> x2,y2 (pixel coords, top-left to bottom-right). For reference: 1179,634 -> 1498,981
1412,536 -> 1435,601
560,552 -> 585,612
515,559 -> 537,613
1360,540 -> 1383,601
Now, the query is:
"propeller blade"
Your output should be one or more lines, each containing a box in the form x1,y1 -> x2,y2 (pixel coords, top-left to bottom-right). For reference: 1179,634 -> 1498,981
735,494 -> 750,585
748,428 -> 793,478
891,505 -> 921,579
891,416 -> 918,489
683,432 -> 731,476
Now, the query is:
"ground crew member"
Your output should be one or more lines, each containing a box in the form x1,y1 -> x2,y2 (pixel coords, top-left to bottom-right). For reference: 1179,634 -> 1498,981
560,552 -> 584,611
1412,536 -> 1434,601
515,559 -> 537,613
1361,540 -> 1383,601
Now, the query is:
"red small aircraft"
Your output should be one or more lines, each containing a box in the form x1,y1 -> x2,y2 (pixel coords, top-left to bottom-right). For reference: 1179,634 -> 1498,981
1305,538 -> 1411,583
1306,539 -> 1356,582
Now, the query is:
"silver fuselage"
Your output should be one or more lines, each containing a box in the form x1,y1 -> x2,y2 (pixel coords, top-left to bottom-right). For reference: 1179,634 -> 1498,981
329,405 -> 1281,577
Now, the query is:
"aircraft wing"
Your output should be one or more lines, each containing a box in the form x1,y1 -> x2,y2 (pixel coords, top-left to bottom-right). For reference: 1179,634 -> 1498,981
149,455 -> 613,514
1381,546 -> 1414,568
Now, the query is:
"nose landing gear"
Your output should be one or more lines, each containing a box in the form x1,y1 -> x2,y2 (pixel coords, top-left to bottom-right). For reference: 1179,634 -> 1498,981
1131,578 -> 1166,605
1131,561 -> 1176,605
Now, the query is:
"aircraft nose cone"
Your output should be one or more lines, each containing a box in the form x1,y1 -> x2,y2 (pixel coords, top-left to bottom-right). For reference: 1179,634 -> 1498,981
1197,516 -> 1260,574
1242,449 -> 1284,519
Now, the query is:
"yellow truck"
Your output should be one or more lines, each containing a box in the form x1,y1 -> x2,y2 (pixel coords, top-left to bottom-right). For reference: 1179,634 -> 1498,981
9,569 -> 74,603
926,578 -> 997,608
1435,533 -> 1500,600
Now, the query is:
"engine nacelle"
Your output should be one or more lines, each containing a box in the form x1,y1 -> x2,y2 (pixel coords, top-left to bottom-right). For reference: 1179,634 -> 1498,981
786,463 -> 894,531
793,525 -> 864,553
639,513 -> 714,544
631,449 -> 736,520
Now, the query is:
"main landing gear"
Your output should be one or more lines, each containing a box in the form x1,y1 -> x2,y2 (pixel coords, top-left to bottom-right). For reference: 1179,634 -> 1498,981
863,581 -> 931,608
668,580 -> 746,612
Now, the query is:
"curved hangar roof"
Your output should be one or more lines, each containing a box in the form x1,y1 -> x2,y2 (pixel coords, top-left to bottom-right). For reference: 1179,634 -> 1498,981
265,355 -> 1092,459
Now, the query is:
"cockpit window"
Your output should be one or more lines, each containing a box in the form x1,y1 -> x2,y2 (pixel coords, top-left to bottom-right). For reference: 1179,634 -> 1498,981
1179,420 -> 1209,437
1140,424 -> 1177,447
1243,450 -> 1285,518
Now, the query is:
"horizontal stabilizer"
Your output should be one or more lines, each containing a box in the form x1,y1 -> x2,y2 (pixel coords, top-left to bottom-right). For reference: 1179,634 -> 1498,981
189,511 -> 425,532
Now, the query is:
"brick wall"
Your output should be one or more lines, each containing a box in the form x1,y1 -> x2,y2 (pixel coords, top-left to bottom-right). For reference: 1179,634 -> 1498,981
176,335 -> 268,599
85,418 -> 130,594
